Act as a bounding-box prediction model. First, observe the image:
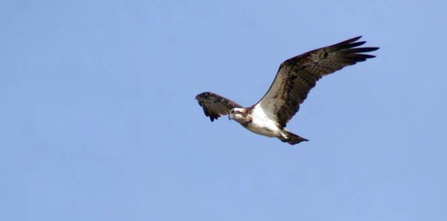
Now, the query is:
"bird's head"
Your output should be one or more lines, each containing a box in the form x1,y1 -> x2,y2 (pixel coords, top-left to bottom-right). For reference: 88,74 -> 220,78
229,108 -> 249,123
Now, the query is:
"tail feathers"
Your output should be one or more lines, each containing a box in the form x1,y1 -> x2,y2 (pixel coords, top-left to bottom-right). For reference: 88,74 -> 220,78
282,130 -> 309,145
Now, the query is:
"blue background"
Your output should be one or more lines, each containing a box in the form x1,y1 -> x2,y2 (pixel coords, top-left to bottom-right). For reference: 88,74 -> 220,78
1,0 -> 446,220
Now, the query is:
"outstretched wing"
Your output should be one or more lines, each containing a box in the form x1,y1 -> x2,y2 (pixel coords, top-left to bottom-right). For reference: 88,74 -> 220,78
196,92 -> 242,122
256,36 -> 379,127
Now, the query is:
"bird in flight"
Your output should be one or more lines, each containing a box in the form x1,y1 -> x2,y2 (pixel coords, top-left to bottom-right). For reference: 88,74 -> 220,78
196,36 -> 379,145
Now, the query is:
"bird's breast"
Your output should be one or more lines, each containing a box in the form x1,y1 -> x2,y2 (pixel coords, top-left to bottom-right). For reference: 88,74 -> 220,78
245,117 -> 281,138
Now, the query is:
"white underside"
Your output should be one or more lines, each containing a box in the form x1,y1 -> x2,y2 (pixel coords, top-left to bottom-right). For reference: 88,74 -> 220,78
246,103 -> 284,138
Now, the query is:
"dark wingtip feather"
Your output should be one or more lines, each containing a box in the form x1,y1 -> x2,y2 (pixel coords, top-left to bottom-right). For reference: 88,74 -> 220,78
336,36 -> 362,45
361,54 -> 376,59
346,41 -> 366,48
337,37 -> 379,62
350,54 -> 377,59
348,47 -> 380,53
346,36 -> 362,42
330,37 -> 365,51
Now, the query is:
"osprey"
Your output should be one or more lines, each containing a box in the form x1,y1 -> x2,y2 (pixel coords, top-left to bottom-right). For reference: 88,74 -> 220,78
196,36 -> 379,145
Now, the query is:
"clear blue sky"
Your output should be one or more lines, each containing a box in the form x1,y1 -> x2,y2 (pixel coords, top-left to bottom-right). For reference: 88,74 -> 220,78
1,1 -> 446,220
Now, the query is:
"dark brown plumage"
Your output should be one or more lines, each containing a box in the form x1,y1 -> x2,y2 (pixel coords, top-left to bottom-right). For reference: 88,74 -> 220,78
195,36 -> 379,144
257,36 -> 379,127
196,92 -> 242,122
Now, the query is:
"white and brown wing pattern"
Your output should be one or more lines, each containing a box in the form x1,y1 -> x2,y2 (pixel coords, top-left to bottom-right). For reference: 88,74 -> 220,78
196,92 -> 242,122
256,36 -> 379,127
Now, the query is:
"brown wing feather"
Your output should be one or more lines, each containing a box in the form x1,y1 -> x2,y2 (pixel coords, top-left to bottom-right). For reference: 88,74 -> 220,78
257,36 -> 379,127
196,92 -> 242,122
